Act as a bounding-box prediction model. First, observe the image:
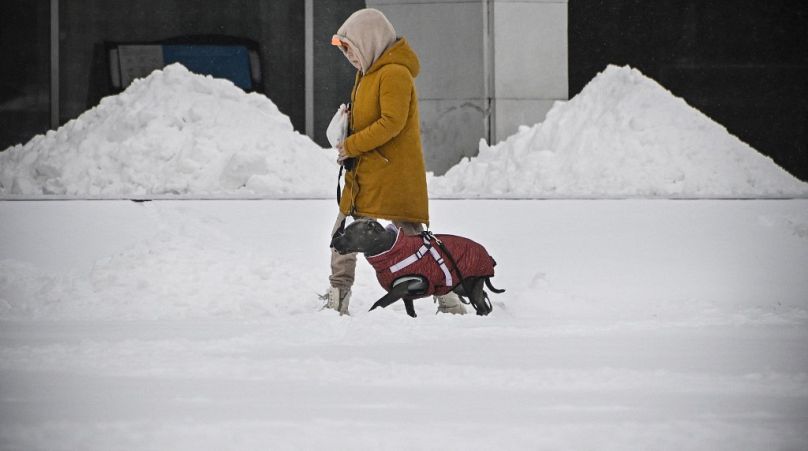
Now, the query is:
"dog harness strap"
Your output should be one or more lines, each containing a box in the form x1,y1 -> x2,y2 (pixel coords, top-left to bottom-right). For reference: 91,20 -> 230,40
428,245 -> 453,287
388,235 -> 431,272
387,235 -> 453,288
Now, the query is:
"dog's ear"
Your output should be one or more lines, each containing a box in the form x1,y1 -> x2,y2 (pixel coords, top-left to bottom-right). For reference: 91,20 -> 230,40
346,218 -> 365,231
371,221 -> 385,233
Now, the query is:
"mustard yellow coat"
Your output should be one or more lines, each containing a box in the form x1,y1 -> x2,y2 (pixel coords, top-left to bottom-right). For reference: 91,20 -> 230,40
341,38 -> 429,225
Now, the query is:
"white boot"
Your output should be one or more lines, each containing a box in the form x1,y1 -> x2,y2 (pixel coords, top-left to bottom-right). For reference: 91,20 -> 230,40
321,286 -> 351,315
435,292 -> 467,315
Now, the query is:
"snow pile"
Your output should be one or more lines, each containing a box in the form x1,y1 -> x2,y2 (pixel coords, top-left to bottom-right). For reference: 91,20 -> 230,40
429,65 -> 808,197
2,63 -> 805,198
0,63 -> 335,196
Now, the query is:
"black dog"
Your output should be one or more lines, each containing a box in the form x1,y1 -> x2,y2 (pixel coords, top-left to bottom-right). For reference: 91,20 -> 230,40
330,218 -> 504,317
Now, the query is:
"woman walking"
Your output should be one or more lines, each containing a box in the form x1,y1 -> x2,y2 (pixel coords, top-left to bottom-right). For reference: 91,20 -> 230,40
322,8 -> 466,316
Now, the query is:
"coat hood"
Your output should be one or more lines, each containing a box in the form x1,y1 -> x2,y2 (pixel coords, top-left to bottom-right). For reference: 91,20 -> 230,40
334,8 -> 397,74
367,38 -> 420,78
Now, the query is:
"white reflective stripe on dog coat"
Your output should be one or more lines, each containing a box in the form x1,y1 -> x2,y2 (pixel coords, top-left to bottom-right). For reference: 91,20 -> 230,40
388,244 -> 428,273
387,236 -> 453,287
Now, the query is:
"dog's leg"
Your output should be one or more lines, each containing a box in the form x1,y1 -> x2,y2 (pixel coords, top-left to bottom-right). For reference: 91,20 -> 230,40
403,298 -> 416,318
469,277 -> 493,316
369,283 -> 412,312
452,277 -> 474,298
398,276 -> 427,318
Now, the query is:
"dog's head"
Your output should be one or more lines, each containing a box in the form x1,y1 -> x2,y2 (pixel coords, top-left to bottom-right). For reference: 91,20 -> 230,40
330,218 -> 391,255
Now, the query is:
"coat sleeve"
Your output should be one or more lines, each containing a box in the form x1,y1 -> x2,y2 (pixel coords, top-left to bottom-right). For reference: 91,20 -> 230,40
343,65 -> 412,157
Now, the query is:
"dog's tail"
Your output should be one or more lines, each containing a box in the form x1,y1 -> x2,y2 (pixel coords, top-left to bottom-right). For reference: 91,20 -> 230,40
485,277 -> 505,294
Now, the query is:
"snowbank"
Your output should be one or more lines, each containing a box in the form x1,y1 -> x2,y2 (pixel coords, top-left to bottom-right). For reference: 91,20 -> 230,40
0,64 -> 335,196
428,65 -> 808,197
2,64 -> 805,198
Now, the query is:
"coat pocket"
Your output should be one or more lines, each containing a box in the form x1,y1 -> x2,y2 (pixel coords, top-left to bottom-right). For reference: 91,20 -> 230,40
363,149 -> 389,170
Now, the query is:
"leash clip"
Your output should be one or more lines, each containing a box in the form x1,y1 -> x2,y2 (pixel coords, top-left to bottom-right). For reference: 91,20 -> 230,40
422,230 -> 443,246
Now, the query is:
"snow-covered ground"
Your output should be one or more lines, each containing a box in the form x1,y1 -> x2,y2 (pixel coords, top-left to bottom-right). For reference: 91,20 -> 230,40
2,199 -> 807,450
2,60 -> 807,450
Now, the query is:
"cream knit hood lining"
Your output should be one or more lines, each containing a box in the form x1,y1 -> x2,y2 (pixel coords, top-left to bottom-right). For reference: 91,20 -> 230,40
334,8 -> 397,74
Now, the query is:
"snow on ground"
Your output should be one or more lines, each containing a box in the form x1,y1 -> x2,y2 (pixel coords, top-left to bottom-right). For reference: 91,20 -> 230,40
1,199 -> 807,450
0,64 -> 333,197
1,62 -> 807,450
2,64 -> 806,198
429,66 -> 808,197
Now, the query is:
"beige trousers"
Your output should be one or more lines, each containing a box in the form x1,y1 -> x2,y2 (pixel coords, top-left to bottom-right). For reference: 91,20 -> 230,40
329,212 -> 424,291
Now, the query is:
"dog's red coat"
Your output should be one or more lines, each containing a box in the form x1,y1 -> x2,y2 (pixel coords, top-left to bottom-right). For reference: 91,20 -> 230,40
366,229 -> 496,297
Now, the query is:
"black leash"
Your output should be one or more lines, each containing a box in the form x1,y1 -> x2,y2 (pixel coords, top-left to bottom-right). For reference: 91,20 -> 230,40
336,102 -> 355,210
336,164 -> 344,206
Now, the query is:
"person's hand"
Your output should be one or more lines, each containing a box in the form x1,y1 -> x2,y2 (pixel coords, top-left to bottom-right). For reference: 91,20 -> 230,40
336,143 -> 349,163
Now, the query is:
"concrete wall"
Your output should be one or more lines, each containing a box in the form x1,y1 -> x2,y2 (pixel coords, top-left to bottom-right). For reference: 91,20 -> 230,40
367,0 -> 567,174
367,0 -> 487,175
492,0 -> 568,143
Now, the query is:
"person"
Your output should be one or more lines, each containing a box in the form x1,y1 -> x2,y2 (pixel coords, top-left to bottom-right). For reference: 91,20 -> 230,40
322,8 -> 466,316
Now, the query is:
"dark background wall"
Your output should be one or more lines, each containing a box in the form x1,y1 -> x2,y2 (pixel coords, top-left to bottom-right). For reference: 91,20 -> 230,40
0,0 -> 51,149
0,0 -> 360,151
3,1 -> 806,183
570,0 -> 808,181
63,0 -> 305,131
313,0 -> 366,147
0,0 -> 306,150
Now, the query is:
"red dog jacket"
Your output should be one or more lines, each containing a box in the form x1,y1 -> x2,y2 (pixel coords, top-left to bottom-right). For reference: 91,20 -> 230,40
366,228 -> 496,297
